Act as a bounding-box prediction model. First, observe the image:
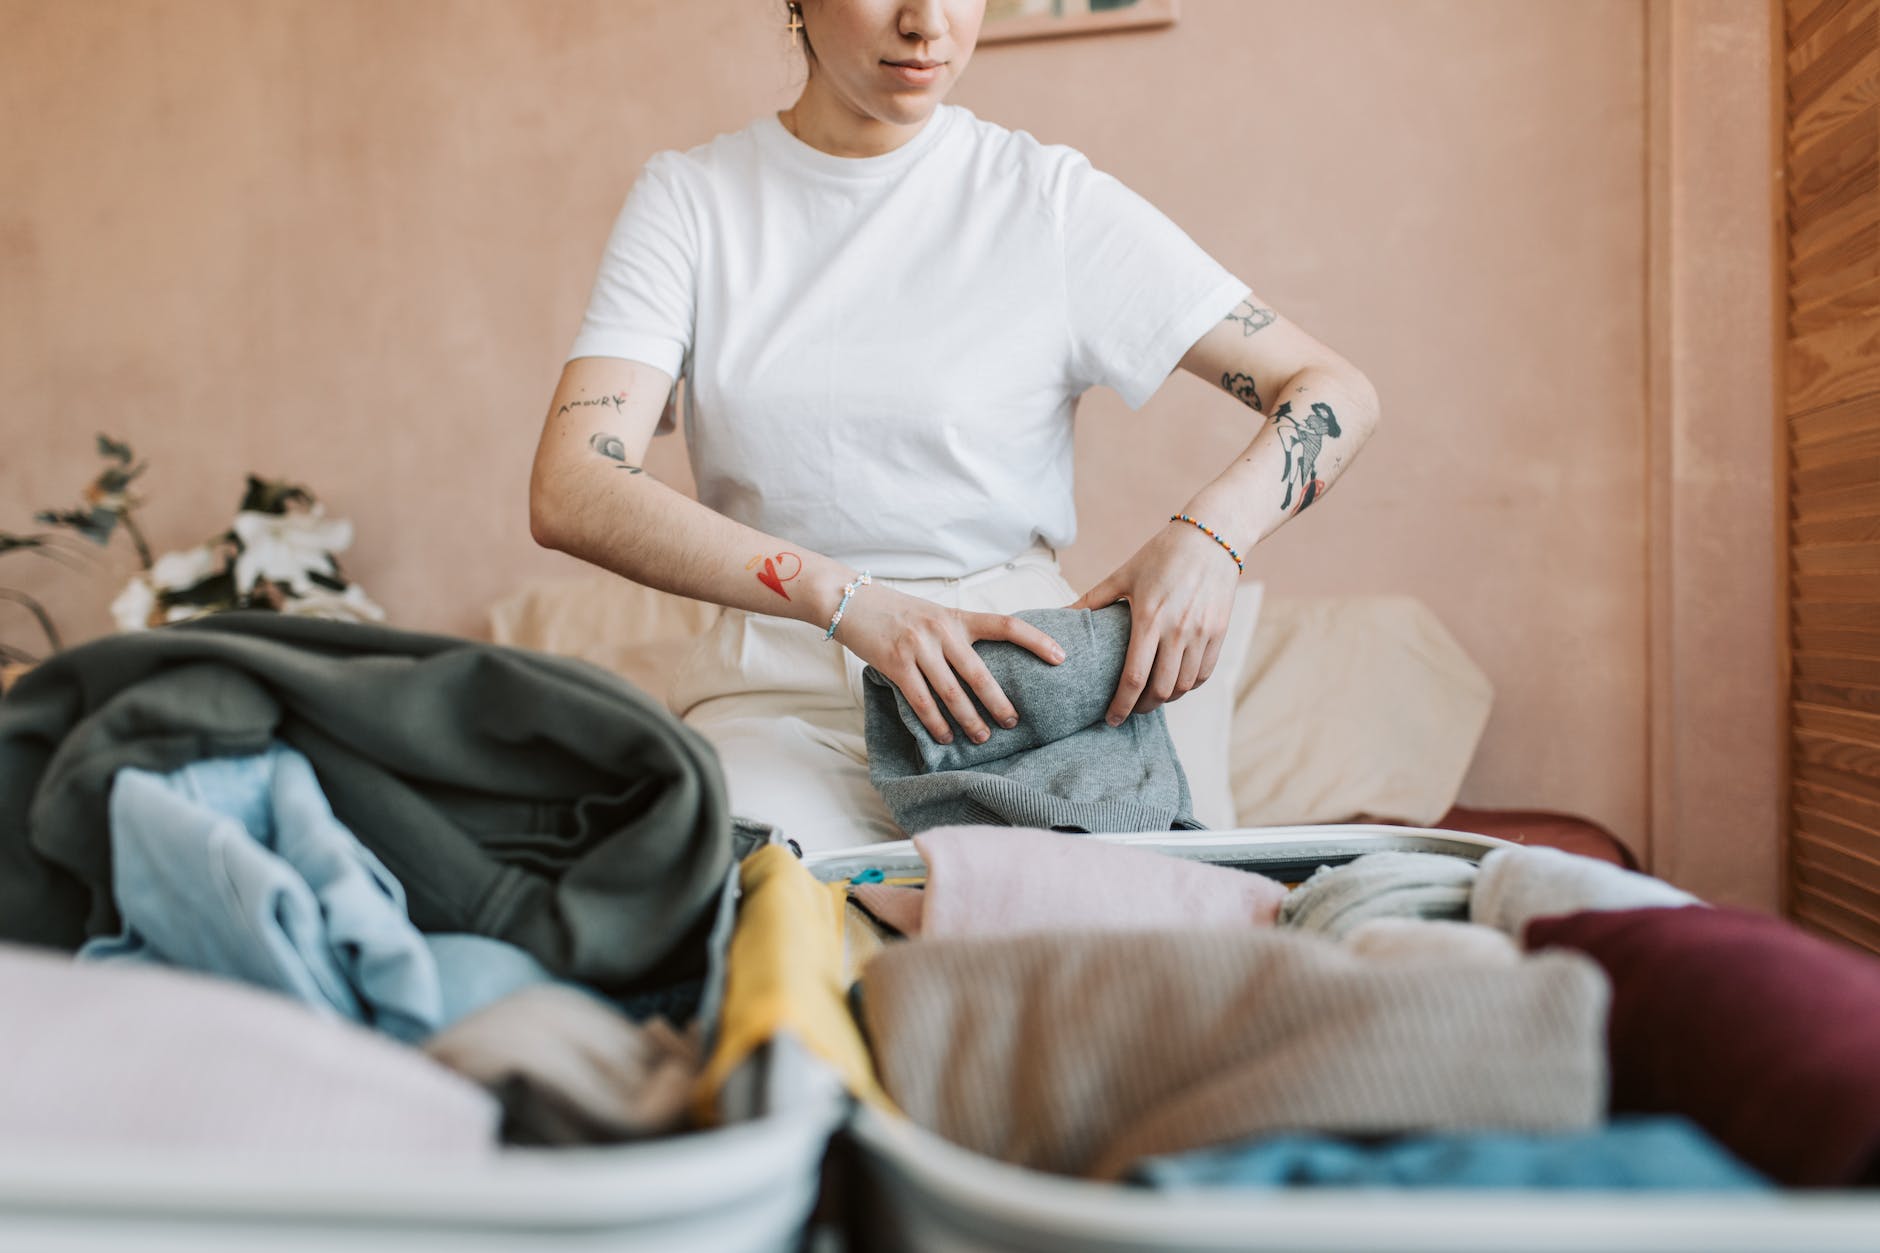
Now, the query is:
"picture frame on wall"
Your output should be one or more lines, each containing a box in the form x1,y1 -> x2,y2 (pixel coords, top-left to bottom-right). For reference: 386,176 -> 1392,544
979,0 -> 1180,45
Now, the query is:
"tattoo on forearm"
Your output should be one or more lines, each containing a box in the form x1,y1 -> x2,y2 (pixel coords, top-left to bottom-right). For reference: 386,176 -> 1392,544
559,392 -> 630,419
1224,299 -> 1275,337
1222,370 -> 1263,414
747,551 -> 802,600
587,431 -> 644,473
1271,399 -> 1342,515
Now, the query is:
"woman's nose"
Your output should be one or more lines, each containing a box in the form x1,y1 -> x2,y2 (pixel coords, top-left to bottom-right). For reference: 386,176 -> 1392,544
898,1 -> 948,41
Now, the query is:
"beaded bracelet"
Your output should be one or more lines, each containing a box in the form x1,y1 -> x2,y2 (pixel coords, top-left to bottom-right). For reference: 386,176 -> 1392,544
824,570 -> 872,641
1169,513 -> 1244,574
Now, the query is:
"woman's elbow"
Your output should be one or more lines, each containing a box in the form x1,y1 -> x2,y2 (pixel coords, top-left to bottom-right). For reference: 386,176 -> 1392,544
528,474 -> 566,551
529,508 -> 560,552
1346,369 -> 1381,433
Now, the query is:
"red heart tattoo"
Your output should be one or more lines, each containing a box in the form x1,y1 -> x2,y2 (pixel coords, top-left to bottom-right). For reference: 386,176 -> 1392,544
747,551 -> 803,600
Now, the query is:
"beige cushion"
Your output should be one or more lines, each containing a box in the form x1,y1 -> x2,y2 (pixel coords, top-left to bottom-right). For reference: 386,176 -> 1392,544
1229,595 -> 1494,828
486,573 -> 722,701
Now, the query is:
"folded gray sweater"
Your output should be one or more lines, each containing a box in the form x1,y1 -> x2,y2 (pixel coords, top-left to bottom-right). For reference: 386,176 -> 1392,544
860,603 -> 1202,834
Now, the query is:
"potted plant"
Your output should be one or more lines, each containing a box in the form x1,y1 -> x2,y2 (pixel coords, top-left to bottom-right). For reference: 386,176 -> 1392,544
1,435 -> 383,694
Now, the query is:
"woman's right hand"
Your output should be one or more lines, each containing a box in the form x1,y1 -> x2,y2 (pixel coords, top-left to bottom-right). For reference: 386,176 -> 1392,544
833,583 -> 1065,746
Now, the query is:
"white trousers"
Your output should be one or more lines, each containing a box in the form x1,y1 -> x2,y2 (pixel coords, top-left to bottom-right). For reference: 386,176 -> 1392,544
666,540 -> 1076,854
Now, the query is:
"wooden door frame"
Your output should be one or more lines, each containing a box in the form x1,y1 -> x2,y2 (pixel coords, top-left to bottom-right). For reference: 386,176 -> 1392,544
1770,0 -> 1793,923
1641,0 -> 1785,910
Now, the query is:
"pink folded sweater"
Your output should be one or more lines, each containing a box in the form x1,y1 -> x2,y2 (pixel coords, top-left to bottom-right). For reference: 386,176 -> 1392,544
850,824 -> 1287,938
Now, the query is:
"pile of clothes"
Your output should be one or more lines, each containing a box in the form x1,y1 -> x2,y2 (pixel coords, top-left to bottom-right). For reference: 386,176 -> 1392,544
10,606 -> 1880,1203
0,610 -> 763,1155
835,827 -> 1880,1192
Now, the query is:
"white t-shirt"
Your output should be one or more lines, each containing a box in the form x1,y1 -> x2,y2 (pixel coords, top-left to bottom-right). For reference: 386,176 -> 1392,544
566,101 -> 1251,579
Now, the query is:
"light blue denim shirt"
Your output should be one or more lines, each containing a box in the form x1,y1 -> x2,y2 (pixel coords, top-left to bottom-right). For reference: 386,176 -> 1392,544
79,742 -> 553,1041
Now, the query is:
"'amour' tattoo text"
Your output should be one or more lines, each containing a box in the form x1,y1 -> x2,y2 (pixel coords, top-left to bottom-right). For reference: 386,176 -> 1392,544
559,392 -> 630,419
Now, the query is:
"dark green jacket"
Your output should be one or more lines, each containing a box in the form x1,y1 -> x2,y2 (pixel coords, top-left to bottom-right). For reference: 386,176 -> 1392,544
0,611 -> 731,994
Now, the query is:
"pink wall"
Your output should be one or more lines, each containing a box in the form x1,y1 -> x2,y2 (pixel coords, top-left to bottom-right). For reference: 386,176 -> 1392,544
0,1 -> 1781,897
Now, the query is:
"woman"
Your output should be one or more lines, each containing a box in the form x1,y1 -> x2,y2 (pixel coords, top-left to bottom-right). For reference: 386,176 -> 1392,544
530,0 -> 1380,852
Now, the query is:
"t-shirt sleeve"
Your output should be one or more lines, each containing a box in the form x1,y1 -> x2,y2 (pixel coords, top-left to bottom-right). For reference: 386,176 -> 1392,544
1054,151 -> 1252,411
566,151 -> 697,389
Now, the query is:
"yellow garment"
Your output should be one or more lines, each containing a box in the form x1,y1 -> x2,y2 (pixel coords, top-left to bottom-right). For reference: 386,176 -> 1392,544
842,899 -> 892,980
692,844 -> 894,1120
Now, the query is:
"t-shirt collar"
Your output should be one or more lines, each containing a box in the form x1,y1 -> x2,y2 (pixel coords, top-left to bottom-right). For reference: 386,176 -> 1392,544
756,102 -> 955,180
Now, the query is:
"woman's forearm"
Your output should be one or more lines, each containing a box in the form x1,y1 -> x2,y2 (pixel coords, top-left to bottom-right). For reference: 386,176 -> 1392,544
1179,365 -> 1381,559
532,457 -> 859,628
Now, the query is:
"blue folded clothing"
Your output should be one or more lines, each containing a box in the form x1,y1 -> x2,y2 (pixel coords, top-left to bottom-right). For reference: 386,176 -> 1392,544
78,743 -> 557,1042
1124,1117 -> 1771,1191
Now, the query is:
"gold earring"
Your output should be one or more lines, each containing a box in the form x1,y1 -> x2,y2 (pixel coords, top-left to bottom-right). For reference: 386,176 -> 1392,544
787,3 -> 804,49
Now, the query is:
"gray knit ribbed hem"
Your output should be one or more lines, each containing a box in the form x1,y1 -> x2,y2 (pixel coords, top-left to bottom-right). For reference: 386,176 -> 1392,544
884,773 -> 1206,835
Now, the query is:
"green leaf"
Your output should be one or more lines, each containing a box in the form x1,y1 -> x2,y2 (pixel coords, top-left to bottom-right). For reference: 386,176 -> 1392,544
34,508 -> 118,547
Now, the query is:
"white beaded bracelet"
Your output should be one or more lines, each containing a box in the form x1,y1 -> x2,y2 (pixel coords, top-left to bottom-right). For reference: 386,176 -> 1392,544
824,570 -> 871,641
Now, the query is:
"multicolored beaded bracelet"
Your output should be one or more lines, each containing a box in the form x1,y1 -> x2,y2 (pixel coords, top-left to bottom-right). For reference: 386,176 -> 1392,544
1169,513 -> 1244,574
824,570 -> 872,641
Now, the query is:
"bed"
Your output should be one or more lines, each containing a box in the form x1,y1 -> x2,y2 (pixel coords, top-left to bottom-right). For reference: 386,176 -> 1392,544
488,574 -> 1638,869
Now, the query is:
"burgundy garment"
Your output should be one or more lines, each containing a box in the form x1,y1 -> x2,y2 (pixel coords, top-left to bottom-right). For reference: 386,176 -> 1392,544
1525,906 -> 1880,1187
1361,806 -> 1639,869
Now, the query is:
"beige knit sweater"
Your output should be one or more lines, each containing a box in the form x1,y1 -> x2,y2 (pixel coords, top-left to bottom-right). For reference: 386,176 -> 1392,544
860,927 -> 1609,1180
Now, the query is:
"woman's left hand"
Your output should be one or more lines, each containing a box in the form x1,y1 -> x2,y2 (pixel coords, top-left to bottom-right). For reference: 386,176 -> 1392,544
1065,521 -> 1242,724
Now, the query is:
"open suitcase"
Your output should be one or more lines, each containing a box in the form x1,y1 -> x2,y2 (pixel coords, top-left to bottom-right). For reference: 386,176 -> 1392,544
6,823 -> 1879,1251
801,825 -> 1880,1253
0,817 -> 847,1253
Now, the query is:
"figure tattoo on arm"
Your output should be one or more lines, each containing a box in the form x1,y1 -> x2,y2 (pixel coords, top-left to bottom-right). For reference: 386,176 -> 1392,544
1271,399 -> 1342,515
586,431 -> 644,473
1224,298 -> 1275,337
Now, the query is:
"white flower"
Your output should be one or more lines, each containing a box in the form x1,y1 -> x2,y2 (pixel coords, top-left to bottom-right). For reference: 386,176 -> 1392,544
278,581 -> 386,624
110,575 -> 157,632
232,507 -> 351,596
148,544 -> 222,593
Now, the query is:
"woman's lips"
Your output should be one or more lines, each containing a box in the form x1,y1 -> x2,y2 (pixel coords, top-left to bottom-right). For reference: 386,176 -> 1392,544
884,61 -> 942,86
